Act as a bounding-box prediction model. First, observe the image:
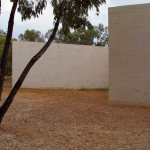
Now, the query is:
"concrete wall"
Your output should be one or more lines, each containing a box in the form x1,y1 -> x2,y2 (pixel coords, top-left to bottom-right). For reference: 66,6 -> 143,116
12,41 -> 109,89
109,3 -> 150,105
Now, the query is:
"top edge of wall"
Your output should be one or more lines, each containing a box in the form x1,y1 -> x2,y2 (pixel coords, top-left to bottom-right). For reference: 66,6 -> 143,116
108,2 -> 150,10
12,41 -> 109,48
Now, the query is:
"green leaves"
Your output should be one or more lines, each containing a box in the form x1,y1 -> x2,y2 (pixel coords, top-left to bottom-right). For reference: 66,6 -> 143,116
14,0 -> 107,44
94,23 -> 108,46
15,0 -> 106,33
45,22 -> 108,46
18,29 -> 45,42
46,25 -> 101,46
0,30 -> 7,37
52,0 -> 106,34
17,0 -> 47,21
0,34 -> 17,76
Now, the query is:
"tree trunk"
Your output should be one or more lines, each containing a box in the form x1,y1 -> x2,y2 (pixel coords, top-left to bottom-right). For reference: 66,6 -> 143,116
0,0 -> 66,124
0,0 -> 18,101
0,0 -> 1,16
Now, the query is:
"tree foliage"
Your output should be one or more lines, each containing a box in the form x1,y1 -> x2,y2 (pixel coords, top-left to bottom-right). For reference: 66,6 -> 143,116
52,0 -> 106,34
0,36 -> 12,76
45,29 -> 54,41
94,23 -> 108,46
18,0 -> 106,34
0,31 -> 17,76
18,29 -> 45,42
75,27 -> 97,45
12,0 -> 47,20
45,23 -> 108,46
0,29 -> 7,37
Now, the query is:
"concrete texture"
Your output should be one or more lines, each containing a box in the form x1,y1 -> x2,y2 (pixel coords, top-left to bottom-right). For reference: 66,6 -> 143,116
12,41 -> 108,89
109,3 -> 150,105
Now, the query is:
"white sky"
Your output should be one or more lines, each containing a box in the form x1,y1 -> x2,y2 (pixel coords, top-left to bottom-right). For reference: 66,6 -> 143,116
0,0 -> 150,39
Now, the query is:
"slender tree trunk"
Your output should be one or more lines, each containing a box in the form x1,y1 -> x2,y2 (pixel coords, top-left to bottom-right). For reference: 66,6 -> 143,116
0,0 -> 66,124
0,0 -> 1,16
0,0 -> 18,101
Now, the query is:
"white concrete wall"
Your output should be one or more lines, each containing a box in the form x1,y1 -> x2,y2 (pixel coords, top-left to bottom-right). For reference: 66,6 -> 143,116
12,41 -> 109,89
109,3 -> 150,105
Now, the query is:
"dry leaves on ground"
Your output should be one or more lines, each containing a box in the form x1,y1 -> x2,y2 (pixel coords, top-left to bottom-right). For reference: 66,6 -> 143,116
0,83 -> 150,150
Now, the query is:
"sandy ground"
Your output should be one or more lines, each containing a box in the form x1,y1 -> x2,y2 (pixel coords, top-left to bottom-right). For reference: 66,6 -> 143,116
0,82 -> 150,150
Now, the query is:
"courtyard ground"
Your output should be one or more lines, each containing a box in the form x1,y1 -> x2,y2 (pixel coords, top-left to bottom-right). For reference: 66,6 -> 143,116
0,82 -> 150,150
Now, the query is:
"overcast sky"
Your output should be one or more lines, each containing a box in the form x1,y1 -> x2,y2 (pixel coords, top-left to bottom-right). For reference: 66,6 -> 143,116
0,0 -> 150,39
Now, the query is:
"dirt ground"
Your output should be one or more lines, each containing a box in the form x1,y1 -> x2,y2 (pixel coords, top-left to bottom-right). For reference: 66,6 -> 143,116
0,82 -> 150,150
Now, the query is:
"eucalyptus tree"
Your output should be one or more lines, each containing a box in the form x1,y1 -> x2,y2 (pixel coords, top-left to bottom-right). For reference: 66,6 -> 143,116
0,0 -> 106,124
46,26 -> 97,45
45,29 -> 54,41
45,28 -> 71,43
77,27 -> 97,45
18,29 -> 45,42
0,35 -> 17,76
0,29 -> 7,37
94,23 -> 109,46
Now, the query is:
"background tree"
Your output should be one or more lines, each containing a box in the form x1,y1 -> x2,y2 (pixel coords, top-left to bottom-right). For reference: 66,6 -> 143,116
45,28 -> 71,43
102,26 -> 109,46
45,29 -> 54,41
46,26 -> 97,45
46,24 -> 108,46
0,35 -> 11,76
0,29 -> 7,37
0,0 -> 106,124
18,29 -> 45,42
55,28 -> 72,43
76,27 -> 97,45
0,34 -> 17,76
94,23 -> 109,46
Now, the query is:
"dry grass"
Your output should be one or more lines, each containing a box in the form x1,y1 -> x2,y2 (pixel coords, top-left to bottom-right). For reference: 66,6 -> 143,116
0,82 -> 150,150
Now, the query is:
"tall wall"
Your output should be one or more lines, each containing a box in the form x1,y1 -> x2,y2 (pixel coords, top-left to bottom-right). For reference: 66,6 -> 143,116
109,3 -> 150,105
12,41 -> 109,89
